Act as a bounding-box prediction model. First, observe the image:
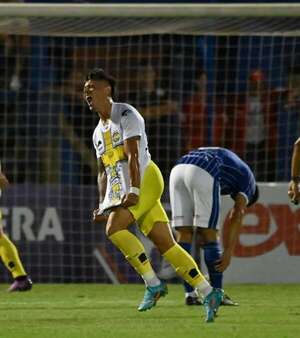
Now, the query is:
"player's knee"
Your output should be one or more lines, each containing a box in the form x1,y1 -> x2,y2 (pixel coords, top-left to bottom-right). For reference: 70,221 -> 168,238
105,224 -> 114,237
176,227 -> 193,243
148,222 -> 176,254
105,208 -> 133,237
105,222 -> 126,237
105,220 -> 121,237
198,228 -> 218,243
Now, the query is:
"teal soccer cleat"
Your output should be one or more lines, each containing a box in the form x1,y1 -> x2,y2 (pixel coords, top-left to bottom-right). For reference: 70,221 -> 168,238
138,282 -> 168,312
203,288 -> 224,323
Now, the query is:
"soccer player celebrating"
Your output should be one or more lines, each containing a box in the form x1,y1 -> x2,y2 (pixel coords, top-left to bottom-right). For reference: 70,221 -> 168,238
169,147 -> 259,305
288,137 -> 300,205
0,164 -> 32,292
84,68 -> 223,323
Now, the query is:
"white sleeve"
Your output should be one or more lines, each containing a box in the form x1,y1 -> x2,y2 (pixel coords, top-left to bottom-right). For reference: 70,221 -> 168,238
92,130 -> 101,159
121,111 -> 143,140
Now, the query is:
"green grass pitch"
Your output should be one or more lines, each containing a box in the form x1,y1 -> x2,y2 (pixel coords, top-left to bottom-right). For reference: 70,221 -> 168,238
0,284 -> 299,338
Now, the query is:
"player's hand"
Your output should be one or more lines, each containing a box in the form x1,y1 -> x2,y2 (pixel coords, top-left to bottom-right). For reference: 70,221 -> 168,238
121,193 -> 139,208
288,180 -> 300,205
92,208 -> 108,223
215,251 -> 232,272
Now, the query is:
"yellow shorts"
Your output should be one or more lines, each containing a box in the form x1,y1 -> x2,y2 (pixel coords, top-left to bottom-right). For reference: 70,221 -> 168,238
128,161 -> 169,236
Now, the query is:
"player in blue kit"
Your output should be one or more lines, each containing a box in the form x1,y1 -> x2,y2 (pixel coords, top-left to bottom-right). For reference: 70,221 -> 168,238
169,147 -> 259,305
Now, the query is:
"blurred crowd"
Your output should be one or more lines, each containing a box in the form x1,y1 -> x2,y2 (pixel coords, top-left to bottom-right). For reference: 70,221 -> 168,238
0,34 -> 299,185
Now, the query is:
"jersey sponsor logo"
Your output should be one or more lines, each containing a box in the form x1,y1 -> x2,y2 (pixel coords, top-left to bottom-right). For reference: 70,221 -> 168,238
112,131 -> 121,144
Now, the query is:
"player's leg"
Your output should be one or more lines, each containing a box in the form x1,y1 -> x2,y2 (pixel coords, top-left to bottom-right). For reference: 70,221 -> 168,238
183,164 -> 222,295
199,228 -> 223,289
199,228 -> 238,306
169,164 -> 200,303
170,164 -> 224,318
134,161 -> 222,321
148,221 -> 210,294
120,161 -> 171,311
192,173 -> 232,305
0,214 -> 32,292
176,227 -> 203,305
106,207 -> 161,292
106,161 -> 170,311
188,168 -> 228,311
147,219 -> 223,322
192,172 -> 237,306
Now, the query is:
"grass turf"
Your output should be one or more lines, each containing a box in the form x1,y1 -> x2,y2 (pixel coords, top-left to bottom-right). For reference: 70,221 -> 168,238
0,284 -> 299,338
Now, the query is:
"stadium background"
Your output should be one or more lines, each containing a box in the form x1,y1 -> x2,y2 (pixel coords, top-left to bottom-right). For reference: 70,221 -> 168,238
0,0 -> 299,284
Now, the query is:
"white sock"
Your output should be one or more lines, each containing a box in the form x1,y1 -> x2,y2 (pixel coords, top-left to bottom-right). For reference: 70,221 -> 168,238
185,290 -> 198,298
142,271 -> 161,287
195,280 -> 213,298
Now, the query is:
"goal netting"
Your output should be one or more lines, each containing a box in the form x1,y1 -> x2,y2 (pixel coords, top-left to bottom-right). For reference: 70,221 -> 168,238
0,4 -> 299,283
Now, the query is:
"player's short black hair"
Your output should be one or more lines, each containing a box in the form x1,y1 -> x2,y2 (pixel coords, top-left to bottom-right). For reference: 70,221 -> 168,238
86,68 -> 116,97
247,185 -> 259,207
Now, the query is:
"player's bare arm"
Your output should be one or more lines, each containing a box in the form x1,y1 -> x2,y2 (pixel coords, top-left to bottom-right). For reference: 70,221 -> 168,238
93,157 -> 107,222
97,157 -> 107,203
0,171 -> 9,190
288,137 -> 300,204
215,193 -> 247,272
121,136 -> 140,208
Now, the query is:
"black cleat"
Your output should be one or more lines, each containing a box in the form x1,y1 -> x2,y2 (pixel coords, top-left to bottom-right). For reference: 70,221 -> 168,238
185,296 -> 203,306
8,276 -> 33,292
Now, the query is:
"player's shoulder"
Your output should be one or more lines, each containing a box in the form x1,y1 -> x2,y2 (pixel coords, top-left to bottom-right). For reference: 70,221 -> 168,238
111,102 -> 143,124
221,148 -> 255,178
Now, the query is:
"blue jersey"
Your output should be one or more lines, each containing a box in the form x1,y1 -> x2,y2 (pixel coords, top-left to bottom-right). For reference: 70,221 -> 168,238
177,147 -> 256,204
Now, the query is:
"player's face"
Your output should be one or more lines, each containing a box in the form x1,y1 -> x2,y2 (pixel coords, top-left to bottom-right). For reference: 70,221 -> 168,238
84,79 -> 111,112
